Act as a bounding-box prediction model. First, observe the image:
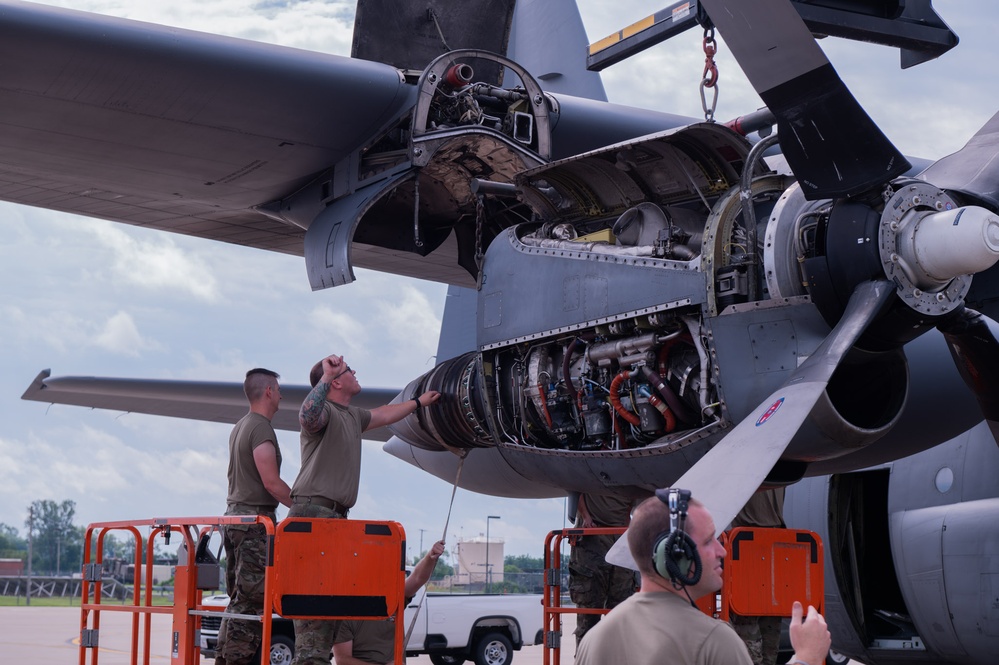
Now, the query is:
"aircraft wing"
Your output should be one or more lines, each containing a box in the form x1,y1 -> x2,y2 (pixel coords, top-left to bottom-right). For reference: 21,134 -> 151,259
21,370 -> 399,442
0,0 -> 413,258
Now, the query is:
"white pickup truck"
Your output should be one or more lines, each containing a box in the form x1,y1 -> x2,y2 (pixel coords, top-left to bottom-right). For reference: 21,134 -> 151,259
200,591 -> 545,665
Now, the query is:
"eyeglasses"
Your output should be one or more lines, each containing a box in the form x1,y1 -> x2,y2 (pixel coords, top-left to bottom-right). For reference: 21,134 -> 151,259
332,365 -> 354,381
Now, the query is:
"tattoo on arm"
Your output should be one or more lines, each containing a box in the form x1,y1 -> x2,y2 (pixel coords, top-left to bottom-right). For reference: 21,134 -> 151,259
300,381 -> 331,432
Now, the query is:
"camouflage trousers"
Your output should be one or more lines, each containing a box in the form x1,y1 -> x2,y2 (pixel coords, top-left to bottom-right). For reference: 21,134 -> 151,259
568,535 -> 637,648
216,514 -> 274,665
730,612 -> 783,665
288,502 -> 345,665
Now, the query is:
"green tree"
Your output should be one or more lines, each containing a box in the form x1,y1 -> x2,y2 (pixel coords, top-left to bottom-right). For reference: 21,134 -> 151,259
27,499 -> 83,575
504,554 -> 548,572
410,548 -> 455,580
0,522 -> 27,560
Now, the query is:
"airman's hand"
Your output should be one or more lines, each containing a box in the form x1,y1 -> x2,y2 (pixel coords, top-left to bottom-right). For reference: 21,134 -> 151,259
321,355 -> 343,379
788,601 -> 831,665
418,390 -> 442,406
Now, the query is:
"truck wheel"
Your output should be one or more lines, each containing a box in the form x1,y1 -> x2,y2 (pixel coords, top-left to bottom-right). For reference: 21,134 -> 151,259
474,632 -> 512,665
430,654 -> 466,665
258,634 -> 295,665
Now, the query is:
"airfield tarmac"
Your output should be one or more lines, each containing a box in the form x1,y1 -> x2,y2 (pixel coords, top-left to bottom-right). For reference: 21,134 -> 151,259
1,605 -> 862,665
0,605 -> 570,665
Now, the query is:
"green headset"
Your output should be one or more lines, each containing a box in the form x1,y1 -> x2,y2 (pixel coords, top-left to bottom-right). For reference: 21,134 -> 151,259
651,488 -> 702,586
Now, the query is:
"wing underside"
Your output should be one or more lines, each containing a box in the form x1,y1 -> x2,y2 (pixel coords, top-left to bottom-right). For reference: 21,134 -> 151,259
0,1 -> 413,256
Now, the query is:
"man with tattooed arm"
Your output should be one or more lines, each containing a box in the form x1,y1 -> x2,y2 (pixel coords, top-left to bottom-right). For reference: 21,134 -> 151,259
288,354 -> 440,665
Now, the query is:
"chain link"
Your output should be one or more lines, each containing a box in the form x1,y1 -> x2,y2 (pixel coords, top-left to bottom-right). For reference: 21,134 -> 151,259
474,195 -> 485,271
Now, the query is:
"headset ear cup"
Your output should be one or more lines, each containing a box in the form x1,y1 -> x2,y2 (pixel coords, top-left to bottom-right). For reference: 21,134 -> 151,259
653,530 -> 702,586
652,531 -> 672,579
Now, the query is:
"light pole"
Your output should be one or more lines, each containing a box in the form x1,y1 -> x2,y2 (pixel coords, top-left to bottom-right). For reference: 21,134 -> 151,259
485,515 -> 500,593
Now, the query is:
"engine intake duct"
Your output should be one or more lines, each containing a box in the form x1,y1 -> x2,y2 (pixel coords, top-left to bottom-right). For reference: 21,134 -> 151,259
387,352 -> 494,452
786,348 -> 908,460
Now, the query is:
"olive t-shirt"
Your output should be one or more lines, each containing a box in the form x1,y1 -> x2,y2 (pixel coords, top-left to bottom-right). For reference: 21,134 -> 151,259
580,493 -> 634,527
730,488 -> 785,529
226,411 -> 281,508
291,401 -> 372,507
334,618 -> 397,664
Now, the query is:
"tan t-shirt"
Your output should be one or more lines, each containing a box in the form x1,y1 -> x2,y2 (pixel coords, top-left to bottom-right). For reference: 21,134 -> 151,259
291,400 -> 372,507
226,411 -> 282,509
575,591 -> 753,665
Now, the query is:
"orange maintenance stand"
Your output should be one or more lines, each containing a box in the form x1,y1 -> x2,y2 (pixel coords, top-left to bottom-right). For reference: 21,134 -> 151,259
77,516 -> 407,665
542,526 -> 824,665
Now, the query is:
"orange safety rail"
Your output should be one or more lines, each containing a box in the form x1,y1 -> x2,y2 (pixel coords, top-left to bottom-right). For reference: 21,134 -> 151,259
716,527 -> 824,620
79,515 -> 272,665
272,518 -> 407,664
542,526 -> 627,665
78,516 -> 406,665
542,526 -> 824,665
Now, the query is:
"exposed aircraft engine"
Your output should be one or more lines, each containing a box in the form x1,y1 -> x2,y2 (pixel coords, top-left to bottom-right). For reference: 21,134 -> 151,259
391,315 -> 712,454
388,115 -> 999,500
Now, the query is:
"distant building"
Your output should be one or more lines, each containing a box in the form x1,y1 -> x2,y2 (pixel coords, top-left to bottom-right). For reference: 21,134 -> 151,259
454,536 -> 504,586
0,558 -> 25,576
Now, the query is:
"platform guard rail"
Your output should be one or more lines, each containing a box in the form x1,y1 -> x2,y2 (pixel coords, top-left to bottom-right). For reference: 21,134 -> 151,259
542,526 -> 824,665
78,516 -> 407,665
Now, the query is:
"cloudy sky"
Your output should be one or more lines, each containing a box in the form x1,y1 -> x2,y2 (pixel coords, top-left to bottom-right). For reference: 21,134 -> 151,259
1,0 -> 996,560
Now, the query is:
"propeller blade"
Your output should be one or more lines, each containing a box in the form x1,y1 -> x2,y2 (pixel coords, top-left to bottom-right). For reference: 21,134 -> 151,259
351,0 -> 516,80
917,111 -> 999,210
607,279 -> 895,569
938,306 -> 999,445
699,0 -> 909,199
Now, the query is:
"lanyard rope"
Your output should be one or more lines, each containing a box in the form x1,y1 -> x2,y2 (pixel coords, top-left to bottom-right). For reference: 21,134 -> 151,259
404,453 -> 467,647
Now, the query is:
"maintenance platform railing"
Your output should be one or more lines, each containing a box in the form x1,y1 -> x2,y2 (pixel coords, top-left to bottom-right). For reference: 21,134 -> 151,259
542,526 -> 824,665
78,516 -> 407,665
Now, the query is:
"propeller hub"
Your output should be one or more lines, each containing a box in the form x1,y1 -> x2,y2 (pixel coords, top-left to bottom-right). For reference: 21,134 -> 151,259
878,181 -> 996,316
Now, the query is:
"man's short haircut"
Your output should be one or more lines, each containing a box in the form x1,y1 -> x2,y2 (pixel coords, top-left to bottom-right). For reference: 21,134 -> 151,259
309,360 -> 324,388
244,368 -> 279,401
627,494 -> 704,578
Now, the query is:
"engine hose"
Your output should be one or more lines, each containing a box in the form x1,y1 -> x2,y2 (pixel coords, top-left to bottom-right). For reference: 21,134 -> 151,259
648,394 -> 677,433
609,371 -> 641,426
563,338 -> 581,394
537,381 -> 554,428
640,365 -> 696,425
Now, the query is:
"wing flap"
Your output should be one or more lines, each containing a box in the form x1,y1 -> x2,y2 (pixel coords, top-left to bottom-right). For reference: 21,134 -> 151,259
21,370 -> 400,441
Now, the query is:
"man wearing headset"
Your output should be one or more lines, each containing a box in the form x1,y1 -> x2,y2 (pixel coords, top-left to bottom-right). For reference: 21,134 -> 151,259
575,489 -> 831,665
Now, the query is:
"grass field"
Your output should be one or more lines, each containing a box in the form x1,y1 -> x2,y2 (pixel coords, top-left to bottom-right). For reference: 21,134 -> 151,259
0,595 -> 176,607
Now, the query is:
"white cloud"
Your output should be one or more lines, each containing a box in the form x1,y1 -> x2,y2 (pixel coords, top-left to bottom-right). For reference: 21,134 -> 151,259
85,222 -> 220,302
92,311 -> 160,356
304,304 -> 368,357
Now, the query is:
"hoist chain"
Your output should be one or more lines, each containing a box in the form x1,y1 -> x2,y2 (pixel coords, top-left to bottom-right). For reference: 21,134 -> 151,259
700,27 -> 719,122
475,195 -> 485,271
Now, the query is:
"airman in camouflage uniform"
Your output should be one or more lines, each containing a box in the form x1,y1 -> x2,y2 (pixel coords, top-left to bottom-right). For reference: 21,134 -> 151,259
728,488 -> 786,665
569,493 -> 639,648
215,369 -> 292,665
216,506 -> 276,664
